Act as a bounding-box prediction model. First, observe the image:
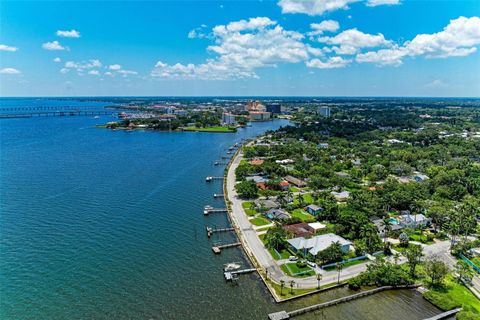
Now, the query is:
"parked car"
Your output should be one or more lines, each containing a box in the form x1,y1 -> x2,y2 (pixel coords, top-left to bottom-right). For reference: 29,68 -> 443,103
307,261 -> 317,268
289,256 -> 298,261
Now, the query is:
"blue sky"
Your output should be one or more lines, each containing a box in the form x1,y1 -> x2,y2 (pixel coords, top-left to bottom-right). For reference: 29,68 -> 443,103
1,0 -> 479,97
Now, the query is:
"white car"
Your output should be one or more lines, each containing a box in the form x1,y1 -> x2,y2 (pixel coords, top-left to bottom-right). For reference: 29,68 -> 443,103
288,256 -> 298,261
307,261 -> 317,268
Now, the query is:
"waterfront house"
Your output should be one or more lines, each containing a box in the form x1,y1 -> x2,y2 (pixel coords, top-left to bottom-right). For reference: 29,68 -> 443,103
283,223 -> 314,238
412,171 -> 429,182
399,214 -> 430,229
265,208 -> 290,221
308,222 -> 327,232
284,175 -> 306,188
246,175 -> 269,184
254,198 -> 280,210
287,234 -> 352,257
306,204 -> 323,216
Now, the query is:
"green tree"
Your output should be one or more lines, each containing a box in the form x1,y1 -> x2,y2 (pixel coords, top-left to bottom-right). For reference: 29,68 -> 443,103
264,223 -> 287,251
456,261 -> 474,285
280,280 -> 285,295
336,262 -> 344,284
318,242 -> 344,264
289,280 -> 295,294
236,180 -> 259,199
424,257 -> 449,287
404,244 -> 424,278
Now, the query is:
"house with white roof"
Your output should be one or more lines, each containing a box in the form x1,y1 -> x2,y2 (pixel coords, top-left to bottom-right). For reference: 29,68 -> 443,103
287,233 -> 352,257
399,214 -> 430,229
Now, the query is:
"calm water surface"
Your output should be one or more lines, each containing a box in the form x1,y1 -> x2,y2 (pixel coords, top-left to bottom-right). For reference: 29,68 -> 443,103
0,99 -> 442,319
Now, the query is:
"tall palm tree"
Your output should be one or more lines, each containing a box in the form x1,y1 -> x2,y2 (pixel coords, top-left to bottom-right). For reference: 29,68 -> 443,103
336,262 -> 344,284
289,280 -> 295,294
280,280 -> 285,295
380,217 -> 392,242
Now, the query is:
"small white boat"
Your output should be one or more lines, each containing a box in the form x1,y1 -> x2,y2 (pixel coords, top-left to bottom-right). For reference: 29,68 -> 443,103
223,263 -> 241,272
94,116 -> 100,119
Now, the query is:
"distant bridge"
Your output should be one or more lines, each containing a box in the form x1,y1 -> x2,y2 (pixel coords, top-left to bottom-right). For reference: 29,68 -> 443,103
0,110 -> 117,119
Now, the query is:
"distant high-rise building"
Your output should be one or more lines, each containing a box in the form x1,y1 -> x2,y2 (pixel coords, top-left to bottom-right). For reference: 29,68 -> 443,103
266,103 -> 281,114
222,112 -> 236,125
317,106 -> 331,117
247,100 -> 266,112
249,111 -> 271,121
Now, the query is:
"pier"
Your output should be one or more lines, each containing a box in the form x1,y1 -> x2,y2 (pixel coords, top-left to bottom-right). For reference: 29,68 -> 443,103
203,206 -> 228,215
206,176 -> 224,182
423,308 -> 462,320
268,285 -> 419,319
224,268 -> 256,281
206,226 -> 235,237
212,242 -> 241,254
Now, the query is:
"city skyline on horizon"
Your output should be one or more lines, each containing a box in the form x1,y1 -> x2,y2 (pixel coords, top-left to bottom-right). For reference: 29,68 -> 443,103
1,0 -> 479,97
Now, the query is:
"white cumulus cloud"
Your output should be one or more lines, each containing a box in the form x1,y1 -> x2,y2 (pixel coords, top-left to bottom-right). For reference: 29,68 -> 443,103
319,28 -> 392,54
152,17 -> 321,80
53,57 -> 61,63
308,20 -> 340,37
278,0 -> 360,16
0,67 -> 21,74
108,64 -> 122,70
366,0 -> 400,7
56,29 -> 81,38
306,56 -> 351,69
0,44 -> 18,52
357,16 -> 480,65
88,70 -> 100,75
42,41 -> 66,51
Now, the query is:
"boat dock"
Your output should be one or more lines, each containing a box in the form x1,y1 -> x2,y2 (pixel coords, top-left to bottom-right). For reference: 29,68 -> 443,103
206,176 -> 224,182
206,226 -> 235,237
224,268 -> 256,281
212,242 -> 241,254
203,206 -> 228,215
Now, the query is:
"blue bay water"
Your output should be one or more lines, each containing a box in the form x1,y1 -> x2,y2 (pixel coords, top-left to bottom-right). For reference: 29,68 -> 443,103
0,99 -> 442,320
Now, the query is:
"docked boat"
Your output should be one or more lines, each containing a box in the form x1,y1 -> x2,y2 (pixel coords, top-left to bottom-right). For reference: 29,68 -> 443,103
223,262 -> 241,272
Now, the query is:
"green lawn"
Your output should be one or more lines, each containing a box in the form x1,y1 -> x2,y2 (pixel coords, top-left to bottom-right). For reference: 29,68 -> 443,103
242,201 -> 257,216
291,209 -> 316,222
293,193 -> 314,205
322,258 -> 368,270
268,247 -> 293,260
182,126 -> 236,133
423,275 -> 480,319
470,257 -> 480,267
280,263 -> 315,277
250,216 -> 271,226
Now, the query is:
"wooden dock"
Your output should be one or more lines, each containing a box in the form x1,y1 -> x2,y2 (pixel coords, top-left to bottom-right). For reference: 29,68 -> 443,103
224,268 -> 256,281
212,242 -> 241,254
423,308 -> 462,320
206,226 -> 235,237
204,206 -> 227,215
268,285 -> 420,319
206,176 -> 224,182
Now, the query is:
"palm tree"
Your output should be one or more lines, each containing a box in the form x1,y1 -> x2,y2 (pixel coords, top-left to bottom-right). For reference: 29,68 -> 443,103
380,217 -> 392,243
336,262 -> 344,284
289,280 -> 295,294
316,273 -> 322,289
280,280 -> 285,295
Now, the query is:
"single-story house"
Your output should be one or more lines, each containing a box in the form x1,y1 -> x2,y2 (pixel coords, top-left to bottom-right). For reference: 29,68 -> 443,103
246,175 -> 269,184
287,233 -> 352,257
308,222 -> 327,232
249,159 -> 264,166
279,180 -> 290,190
412,171 -> 429,182
283,223 -> 314,238
265,208 -> 290,221
335,172 -> 350,178
399,214 -> 431,228
331,190 -> 350,201
254,198 -> 280,209
318,143 -> 329,149
276,159 -> 294,164
371,218 -> 403,234
306,204 -> 323,216
285,175 -> 306,188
